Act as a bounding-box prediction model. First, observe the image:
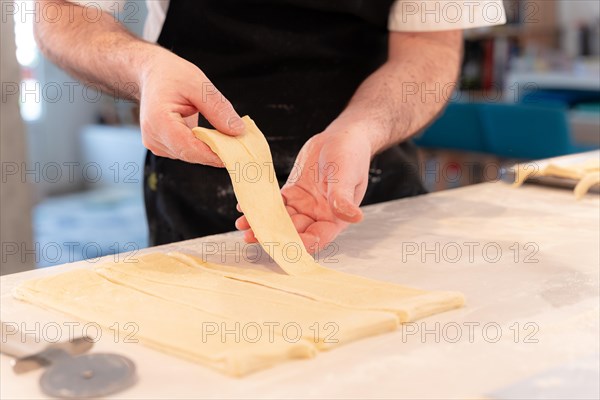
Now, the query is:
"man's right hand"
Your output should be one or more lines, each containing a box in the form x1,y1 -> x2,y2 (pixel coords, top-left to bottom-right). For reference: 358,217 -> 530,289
34,1 -> 241,167
138,48 -> 245,167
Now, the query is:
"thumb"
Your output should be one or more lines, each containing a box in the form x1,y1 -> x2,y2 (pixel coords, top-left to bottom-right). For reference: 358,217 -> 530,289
327,181 -> 363,223
189,78 -> 245,136
156,111 -> 224,167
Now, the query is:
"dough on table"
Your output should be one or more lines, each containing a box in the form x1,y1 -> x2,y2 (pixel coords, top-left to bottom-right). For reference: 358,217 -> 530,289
513,158 -> 600,199
13,269 -> 315,377
96,253 -> 399,351
13,116 -> 465,377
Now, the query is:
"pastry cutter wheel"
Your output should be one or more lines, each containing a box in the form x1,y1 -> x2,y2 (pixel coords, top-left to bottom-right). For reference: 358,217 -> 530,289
1,321 -> 136,398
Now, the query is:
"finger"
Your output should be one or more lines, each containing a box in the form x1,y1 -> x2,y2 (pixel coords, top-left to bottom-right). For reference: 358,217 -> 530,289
188,76 -> 245,136
298,232 -> 320,254
291,213 -> 314,233
237,204 -> 306,234
331,195 -> 363,223
278,188 -> 296,213
177,135 -> 224,167
244,230 -> 258,243
161,111 -> 225,167
281,187 -> 309,217
141,136 -> 172,158
285,205 -> 299,216
235,215 -> 250,230
183,113 -> 199,129
327,181 -> 363,223
303,220 -> 344,253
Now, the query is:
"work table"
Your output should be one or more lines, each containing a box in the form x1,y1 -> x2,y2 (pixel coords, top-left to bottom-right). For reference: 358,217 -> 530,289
2,179 -> 599,399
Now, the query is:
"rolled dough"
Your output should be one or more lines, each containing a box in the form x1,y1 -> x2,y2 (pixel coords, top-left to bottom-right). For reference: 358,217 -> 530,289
13,269 -> 315,377
96,253 -> 399,351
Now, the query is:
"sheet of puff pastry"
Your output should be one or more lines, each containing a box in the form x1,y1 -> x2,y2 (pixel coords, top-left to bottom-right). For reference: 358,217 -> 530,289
192,116 -> 465,321
95,253 -> 399,351
13,269 -> 315,377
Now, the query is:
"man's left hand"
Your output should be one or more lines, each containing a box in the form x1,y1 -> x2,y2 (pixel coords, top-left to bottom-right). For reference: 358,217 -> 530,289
235,126 -> 372,253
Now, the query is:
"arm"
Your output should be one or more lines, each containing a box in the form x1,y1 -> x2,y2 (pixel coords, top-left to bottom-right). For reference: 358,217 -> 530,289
34,0 -> 244,166
236,31 -> 463,252
326,30 -> 463,155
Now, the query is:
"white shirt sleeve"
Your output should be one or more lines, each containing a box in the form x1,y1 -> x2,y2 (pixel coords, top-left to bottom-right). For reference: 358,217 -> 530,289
388,0 -> 507,32
143,0 -> 169,42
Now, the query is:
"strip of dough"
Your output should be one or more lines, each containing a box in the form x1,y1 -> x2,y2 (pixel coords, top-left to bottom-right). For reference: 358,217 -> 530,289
13,269 -> 315,377
194,116 -> 318,275
95,253 -> 399,350
192,116 -> 464,320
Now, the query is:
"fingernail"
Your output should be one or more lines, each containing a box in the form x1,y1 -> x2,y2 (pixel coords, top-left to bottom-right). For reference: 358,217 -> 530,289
333,199 -> 356,217
342,208 -> 357,217
227,117 -> 245,133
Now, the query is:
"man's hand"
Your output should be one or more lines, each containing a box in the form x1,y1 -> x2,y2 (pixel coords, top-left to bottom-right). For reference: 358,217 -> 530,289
139,48 -> 245,166
34,0 -> 244,167
235,31 -> 462,251
235,124 -> 372,253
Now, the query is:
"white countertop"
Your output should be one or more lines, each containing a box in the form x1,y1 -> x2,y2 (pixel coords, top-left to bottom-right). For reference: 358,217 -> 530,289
2,179 -> 599,399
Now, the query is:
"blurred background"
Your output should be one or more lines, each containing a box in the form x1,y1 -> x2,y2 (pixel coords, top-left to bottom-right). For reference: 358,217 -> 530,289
1,0 -> 599,274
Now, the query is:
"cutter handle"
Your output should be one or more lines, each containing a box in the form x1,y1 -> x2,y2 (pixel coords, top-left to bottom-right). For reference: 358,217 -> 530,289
1,321 -> 47,358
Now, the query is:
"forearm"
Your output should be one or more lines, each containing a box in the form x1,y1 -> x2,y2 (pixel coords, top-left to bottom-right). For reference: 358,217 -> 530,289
34,0 -> 165,100
327,31 -> 463,155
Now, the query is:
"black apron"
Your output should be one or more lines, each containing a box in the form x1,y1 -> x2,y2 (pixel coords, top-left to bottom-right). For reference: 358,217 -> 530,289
145,0 -> 427,246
